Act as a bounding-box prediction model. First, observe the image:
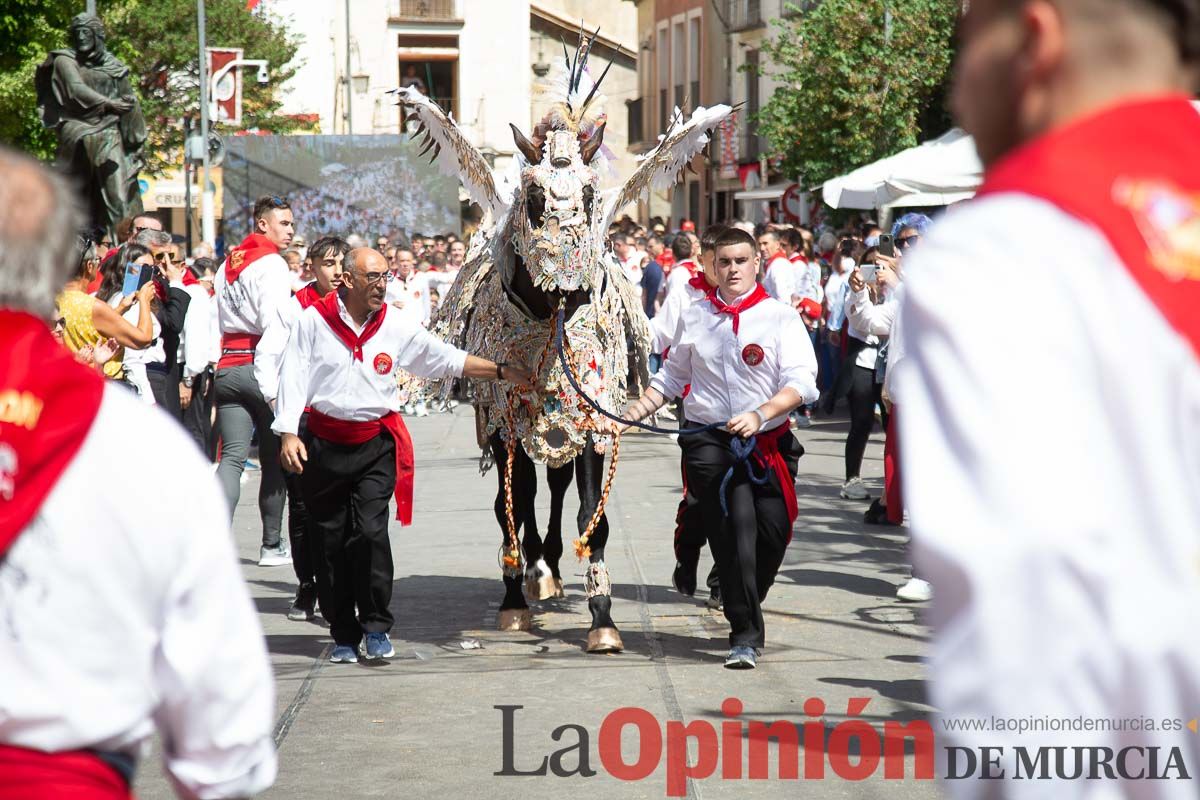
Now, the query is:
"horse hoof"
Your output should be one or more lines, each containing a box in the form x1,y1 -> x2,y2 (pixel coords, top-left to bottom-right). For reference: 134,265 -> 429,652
497,608 -> 532,632
586,627 -> 623,654
536,574 -> 559,601
553,578 -> 565,598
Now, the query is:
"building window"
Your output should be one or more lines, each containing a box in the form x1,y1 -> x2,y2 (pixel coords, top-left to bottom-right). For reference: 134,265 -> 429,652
688,16 -> 701,107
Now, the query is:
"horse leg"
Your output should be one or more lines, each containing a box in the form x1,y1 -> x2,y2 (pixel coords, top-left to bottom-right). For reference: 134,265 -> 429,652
543,463 -> 574,598
577,439 -> 622,653
517,448 -> 554,602
490,432 -> 533,631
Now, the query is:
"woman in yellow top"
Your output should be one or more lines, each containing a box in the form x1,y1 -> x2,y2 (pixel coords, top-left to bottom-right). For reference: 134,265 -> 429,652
57,240 -> 157,380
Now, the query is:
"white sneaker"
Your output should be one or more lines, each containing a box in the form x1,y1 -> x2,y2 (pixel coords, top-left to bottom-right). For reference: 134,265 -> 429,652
258,544 -> 292,567
839,477 -> 869,500
896,577 -> 933,602
414,402 -> 429,417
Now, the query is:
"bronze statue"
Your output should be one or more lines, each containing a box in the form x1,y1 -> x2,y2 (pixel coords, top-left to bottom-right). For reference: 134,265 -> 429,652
36,13 -> 147,238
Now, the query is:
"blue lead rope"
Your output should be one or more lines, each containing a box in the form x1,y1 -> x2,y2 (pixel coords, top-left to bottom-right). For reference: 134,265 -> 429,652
551,307 -> 765,518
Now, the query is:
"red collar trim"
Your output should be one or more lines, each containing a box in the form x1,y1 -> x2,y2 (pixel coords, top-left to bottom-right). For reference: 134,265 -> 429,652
312,292 -> 388,361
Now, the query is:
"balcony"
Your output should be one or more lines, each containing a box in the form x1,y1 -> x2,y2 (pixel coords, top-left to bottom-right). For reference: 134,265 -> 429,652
389,0 -> 458,21
726,0 -> 764,31
627,97 -> 644,146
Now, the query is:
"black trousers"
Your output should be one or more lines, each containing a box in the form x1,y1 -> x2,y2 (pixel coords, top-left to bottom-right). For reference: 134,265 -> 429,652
285,412 -> 316,588
845,365 -> 887,481
301,431 -> 396,647
673,419 -> 720,593
181,368 -> 215,459
681,427 -> 801,648
147,364 -> 182,421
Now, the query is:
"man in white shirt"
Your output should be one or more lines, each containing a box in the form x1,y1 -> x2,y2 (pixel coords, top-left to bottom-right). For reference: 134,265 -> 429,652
610,228 -> 818,669
257,235 -> 350,622
783,228 -> 822,303
757,230 -> 796,305
274,248 -> 532,663
896,0 -> 1200,792
662,235 -> 700,301
213,195 -> 296,567
0,145 -> 276,800
384,247 -> 430,327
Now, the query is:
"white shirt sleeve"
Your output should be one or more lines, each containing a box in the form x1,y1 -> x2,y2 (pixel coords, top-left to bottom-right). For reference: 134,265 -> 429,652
179,287 -> 212,379
846,286 -> 898,337
256,298 -> 302,403
252,256 -> 299,393
151,468 -> 277,797
394,321 -> 468,380
271,310 -> 313,436
778,312 -> 820,405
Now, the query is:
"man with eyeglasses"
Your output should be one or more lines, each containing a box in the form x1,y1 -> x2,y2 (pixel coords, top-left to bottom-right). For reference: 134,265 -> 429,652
214,195 -> 296,567
273,248 -> 533,662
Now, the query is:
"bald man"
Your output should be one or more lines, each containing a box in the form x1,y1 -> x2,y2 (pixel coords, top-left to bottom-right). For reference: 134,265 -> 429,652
895,0 -> 1200,791
272,248 -> 533,663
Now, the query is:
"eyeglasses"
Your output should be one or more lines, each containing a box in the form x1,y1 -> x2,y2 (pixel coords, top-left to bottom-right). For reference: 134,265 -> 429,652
897,234 -> 921,250
361,270 -> 394,286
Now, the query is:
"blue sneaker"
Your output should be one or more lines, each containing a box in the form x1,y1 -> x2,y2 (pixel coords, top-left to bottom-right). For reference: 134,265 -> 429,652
362,632 -> 395,660
330,644 -> 358,663
724,646 -> 758,670
244,458 -> 261,470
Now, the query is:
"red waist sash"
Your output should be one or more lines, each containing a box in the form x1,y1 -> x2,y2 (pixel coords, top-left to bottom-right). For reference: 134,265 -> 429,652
0,744 -> 130,800
753,421 -> 798,530
217,332 -> 262,369
307,409 -> 415,525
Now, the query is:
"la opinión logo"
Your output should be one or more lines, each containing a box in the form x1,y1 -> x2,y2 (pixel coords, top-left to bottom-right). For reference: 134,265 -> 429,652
496,697 -> 935,796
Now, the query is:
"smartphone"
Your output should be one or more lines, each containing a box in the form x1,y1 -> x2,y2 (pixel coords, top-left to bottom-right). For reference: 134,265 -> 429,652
878,234 -> 895,258
860,264 -> 878,284
121,262 -> 155,296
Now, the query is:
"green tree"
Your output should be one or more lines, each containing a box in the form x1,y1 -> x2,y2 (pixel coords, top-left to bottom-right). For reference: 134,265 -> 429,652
753,0 -> 959,188
0,0 -> 302,174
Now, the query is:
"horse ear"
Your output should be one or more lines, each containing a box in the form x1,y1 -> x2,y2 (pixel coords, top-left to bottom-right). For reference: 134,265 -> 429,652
580,119 -> 606,164
510,123 -> 542,165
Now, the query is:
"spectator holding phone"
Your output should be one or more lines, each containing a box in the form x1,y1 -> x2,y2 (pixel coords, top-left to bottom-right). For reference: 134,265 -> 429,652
57,237 -> 156,383
835,246 -> 887,501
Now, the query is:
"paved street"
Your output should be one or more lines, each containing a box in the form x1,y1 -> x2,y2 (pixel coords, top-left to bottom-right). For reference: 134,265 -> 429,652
136,408 -> 940,800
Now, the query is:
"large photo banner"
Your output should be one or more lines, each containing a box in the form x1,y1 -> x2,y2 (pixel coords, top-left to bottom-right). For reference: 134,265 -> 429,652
222,134 -> 461,243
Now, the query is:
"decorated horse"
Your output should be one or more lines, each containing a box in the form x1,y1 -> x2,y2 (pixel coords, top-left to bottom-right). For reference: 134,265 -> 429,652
393,32 -> 733,652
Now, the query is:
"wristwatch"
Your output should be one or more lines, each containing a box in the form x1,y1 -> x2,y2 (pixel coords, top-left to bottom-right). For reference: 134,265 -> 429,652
495,362 -> 508,380
182,375 -> 195,389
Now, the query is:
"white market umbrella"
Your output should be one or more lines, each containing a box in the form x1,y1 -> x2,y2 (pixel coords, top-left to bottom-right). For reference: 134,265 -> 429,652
822,128 -> 982,210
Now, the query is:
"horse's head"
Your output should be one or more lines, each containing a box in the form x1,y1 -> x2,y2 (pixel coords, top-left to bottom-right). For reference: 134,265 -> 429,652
509,121 -> 606,295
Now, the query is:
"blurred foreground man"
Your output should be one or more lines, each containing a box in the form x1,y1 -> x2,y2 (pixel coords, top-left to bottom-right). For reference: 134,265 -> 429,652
896,0 -> 1200,794
0,149 -> 276,796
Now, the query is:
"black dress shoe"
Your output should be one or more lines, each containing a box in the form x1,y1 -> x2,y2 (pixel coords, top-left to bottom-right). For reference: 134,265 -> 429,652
288,582 -> 318,621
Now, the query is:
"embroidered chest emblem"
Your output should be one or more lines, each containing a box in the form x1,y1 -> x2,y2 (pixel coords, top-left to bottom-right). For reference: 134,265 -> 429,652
373,353 -> 393,375
741,344 -> 764,366
1114,179 -> 1200,281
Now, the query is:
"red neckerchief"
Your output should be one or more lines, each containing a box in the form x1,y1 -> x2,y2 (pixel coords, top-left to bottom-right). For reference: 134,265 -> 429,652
705,284 -> 770,334
312,291 -> 388,361
687,274 -> 710,292
675,258 -> 699,276
223,233 -> 279,283
977,94 -> 1200,361
788,253 -> 807,264
181,270 -> 199,287
294,281 -> 323,310
0,311 -> 105,555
